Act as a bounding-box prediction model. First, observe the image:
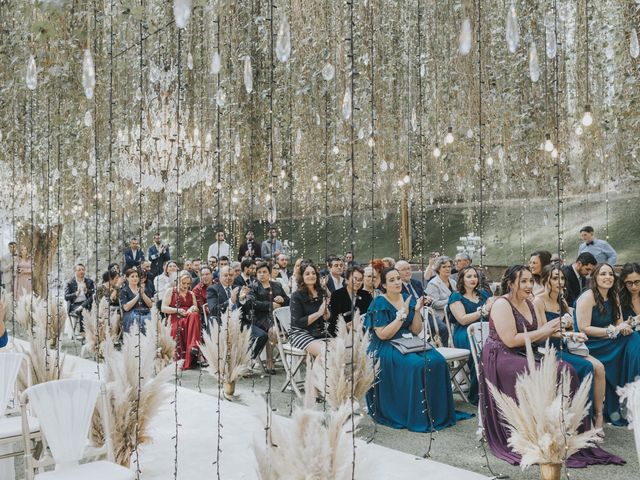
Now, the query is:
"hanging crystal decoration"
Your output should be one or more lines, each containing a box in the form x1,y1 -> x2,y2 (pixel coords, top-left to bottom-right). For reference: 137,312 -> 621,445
82,49 -> 96,99
149,62 -> 160,83
505,0 -> 519,53
173,0 -> 192,29
187,52 -> 194,70
243,55 -> 253,94
84,110 -> 93,127
459,18 -> 472,55
411,108 -> 417,131
529,42 -> 540,82
235,133 -> 241,158
210,51 -> 221,74
380,159 -> 388,172
266,198 -> 277,224
276,15 -> 291,63
216,88 -> 226,107
322,62 -> 335,81
545,12 -> 557,59
631,28 -> 640,59
342,87 -> 352,120
26,55 -> 37,90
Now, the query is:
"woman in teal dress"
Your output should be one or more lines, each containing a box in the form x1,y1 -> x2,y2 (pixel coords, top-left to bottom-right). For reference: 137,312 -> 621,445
575,263 -> 640,426
365,267 -> 471,432
533,264 -> 605,429
448,266 -> 494,405
620,262 -> 640,321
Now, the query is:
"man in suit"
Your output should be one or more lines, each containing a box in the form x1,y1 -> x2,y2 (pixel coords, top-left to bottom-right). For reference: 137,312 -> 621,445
64,263 -> 96,333
276,254 -> 292,286
562,252 -> 597,307
148,233 -> 170,278
396,260 -> 424,300
324,257 -> 344,293
237,230 -> 262,261
234,258 -> 256,288
578,226 -> 617,265
206,266 -> 248,322
123,238 -> 145,272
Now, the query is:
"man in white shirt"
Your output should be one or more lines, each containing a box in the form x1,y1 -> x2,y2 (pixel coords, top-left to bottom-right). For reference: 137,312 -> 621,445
325,257 -> 344,293
207,230 -> 231,261
276,254 -> 291,285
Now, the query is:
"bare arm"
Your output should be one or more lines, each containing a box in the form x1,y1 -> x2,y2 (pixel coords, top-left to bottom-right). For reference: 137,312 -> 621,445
450,301 -> 482,326
492,298 -> 560,349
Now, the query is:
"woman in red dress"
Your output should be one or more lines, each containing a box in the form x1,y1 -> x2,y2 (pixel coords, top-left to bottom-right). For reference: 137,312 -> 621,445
161,270 -> 202,369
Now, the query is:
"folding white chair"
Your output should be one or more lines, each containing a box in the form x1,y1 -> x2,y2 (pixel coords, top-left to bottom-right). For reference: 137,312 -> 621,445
0,352 -> 40,474
467,321 -> 491,434
21,378 -> 134,480
423,307 -> 471,403
272,306 -> 308,397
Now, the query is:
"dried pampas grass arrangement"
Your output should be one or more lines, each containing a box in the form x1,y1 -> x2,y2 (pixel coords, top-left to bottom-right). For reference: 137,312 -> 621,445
200,309 -> 252,388
310,312 -> 378,410
617,379 -> 640,467
252,375 -> 370,479
488,341 -> 600,470
15,293 -> 46,330
149,309 -> 176,370
82,299 -> 121,359
91,328 -> 175,467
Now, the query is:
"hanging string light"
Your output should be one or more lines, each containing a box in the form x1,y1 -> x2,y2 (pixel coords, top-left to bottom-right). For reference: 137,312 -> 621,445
581,0 -> 593,128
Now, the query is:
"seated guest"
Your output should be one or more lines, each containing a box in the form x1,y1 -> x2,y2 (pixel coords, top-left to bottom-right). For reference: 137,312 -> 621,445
423,251 -> 440,283
319,255 -> 336,277
575,263 -> 640,426
529,250 -> 552,296
64,263 -> 96,333
365,267 -> 470,432
620,262 -> 640,320
448,266 -> 494,404
324,257 -> 344,293
562,252 -> 597,307
154,261 -> 178,313
396,260 -> 423,300
161,270 -> 202,370
140,261 -> 155,299
231,261 -> 242,283
289,260 -> 332,358
192,266 -> 214,319
120,268 -> 153,334
425,255 -> 455,346
207,256 -> 218,273
381,257 -> 395,269
123,237 -> 145,272
481,265 -> 622,467
237,229 -> 261,261
246,262 -> 289,371
451,253 -> 471,283
362,266 -> 382,299
329,265 -> 372,331
206,266 -> 248,322
96,269 -> 123,308
343,251 -> 357,267
270,264 -> 290,295
533,264 -> 604,428
190,259 -> 202,285
276,254 -> 292,286
234,258 -> 256,288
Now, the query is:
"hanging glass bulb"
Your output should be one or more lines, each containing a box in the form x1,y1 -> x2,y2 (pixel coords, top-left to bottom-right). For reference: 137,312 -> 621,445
581,106 -> 593,127
187,52 -> 194,70
529,42 -> 540,82
459,18 -> 472,55
244,55 -> 253,94
26,54 -> 37,90
575,125 -> 583,136
544,134 -> 554,152
380,159 -> 388,172
235,133 -> 241,158
442,172 -> 449,182
411,107 -> 417,131
444,126 -> 454,145
82,49 -> 96,99
84,110 -> 93,127
403,174 -> 410,184
505,0 -> 520,53
486,156 -> 494,167
322,62 -> 335,81
342,87 -> 352,120
173,0 -> 192,29
276,15 -> 291,63
631,28 -> 640,59
551,148 -> 558,159
433,144 -> 441,158
216,87 -> 226,107
210,51 -> 221,75
545,12 -> 557,59
149,62 -> 160,83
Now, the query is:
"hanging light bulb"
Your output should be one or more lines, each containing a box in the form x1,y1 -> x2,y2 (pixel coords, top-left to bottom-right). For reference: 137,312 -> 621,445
575,125 -> 583,136
630,28 -> 639,59
551,148 -> 558,159
581,105 -> 593,127
444,126 -> 454,145
26,54 -> 37,90
210,51 -> 222,75
403,174 -> 410,184
243,55 -> 253,94
544,134 -> 554,152
505,0 -> 520,53
322,62 -> 335,81
187,52 -> 194,70
82,49 -> 96,99
529,42 -> 540,82
545,12 -> 557,59
276,15 -> 291,63
432,144 -> 441,158
173,0 -> 192,29
342,87 -> 352,120
459,18 -> 472,55
486,156 -> 494,167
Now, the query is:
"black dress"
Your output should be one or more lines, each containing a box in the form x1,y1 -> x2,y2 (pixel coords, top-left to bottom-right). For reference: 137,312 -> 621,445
328,287 -> 373,333
246,281 -> 290,332
289,289 -> 331,350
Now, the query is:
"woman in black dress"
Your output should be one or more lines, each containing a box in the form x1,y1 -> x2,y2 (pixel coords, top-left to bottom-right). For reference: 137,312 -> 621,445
289,260 -> 331,358
329,265 -> 372,332
248,261 -> 289,372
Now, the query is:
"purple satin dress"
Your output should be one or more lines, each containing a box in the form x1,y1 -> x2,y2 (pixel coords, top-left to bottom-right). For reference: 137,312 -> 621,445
479,296 -> 624,468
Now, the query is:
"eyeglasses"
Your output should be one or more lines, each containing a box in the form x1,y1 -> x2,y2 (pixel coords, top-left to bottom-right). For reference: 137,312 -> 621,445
625,280 -> 640,288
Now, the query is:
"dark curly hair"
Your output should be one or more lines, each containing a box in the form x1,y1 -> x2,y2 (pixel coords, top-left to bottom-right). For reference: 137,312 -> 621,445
455,266 -> 481,296
590,263 -> 620,323
500,265 -> 532,296
295,260 -> 324,298
619,262 -> 640,319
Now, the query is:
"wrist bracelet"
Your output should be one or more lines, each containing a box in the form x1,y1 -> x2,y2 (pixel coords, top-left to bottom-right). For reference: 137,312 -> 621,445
606,324 -> 618,339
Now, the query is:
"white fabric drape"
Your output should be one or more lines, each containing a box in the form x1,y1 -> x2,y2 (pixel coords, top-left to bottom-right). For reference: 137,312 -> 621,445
26,378 -> 99,471
0,353 -> 23,479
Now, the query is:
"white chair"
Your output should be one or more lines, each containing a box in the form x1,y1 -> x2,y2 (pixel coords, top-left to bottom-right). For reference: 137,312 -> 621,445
21,378 -> 135,480
467,321 -> 491,433
0,352 -> 40,473
423,307 -> 471,403
272,307 -> 308,397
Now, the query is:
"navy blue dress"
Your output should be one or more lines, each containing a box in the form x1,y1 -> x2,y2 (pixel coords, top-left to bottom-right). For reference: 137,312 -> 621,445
574,297 -> 640,425
447,290 -> 491,405
364,295 -> 471,432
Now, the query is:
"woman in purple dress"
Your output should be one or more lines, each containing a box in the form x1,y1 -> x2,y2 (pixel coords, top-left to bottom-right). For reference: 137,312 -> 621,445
480,265 -> 623,468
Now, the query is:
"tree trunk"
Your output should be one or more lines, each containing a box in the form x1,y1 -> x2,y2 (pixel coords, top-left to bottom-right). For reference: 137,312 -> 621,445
18,224 -> 62,298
